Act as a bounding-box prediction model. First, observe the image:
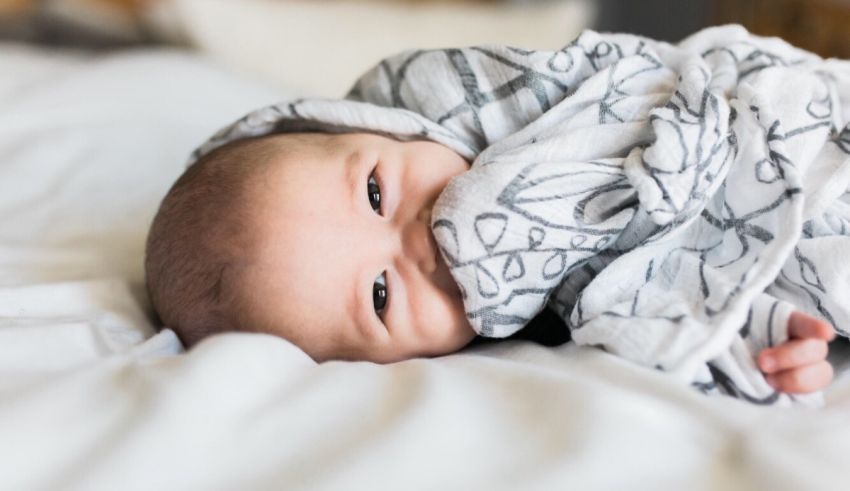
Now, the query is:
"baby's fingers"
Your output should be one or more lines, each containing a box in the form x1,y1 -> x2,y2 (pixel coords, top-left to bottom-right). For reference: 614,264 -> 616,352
788,311 -> 836,341
758,339 -> 828,374
765,361 -> 834,394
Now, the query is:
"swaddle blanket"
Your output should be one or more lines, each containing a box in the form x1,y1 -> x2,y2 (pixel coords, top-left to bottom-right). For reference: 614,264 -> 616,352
192,25 -> 850,405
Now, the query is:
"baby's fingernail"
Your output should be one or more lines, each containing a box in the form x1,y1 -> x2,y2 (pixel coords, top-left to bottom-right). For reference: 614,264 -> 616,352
761,356 -> 776,372
765,374 -> 777,387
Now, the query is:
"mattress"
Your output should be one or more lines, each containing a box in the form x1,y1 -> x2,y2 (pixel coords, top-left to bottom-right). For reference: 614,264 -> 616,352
1,43 -> 849,491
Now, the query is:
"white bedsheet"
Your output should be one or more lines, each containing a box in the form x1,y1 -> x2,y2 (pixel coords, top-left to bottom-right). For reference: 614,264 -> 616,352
1,43 -> 849,490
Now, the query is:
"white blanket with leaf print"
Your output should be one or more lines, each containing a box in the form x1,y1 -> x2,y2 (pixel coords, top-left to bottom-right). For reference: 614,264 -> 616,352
192,25 -> 850,405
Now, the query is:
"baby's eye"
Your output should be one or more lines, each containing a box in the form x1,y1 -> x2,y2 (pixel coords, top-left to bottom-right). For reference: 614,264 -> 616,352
367,171 -> 382,214
373,272 -> 388,316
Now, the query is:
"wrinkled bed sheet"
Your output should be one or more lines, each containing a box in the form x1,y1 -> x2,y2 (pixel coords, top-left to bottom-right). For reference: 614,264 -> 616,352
1,43 -> 850,490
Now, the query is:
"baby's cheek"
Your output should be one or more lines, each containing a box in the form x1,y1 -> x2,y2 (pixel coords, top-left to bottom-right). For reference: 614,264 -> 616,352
408,283 -> 459,339
429,285 -> 474,349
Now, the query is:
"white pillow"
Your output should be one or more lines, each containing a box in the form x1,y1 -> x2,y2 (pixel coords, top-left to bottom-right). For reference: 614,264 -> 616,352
173,0 -> 596,97
0,44 -> 285,371
0,44 -> 284,287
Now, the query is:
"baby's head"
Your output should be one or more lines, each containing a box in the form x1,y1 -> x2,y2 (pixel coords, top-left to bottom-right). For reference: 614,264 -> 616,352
145,132 -> 476,363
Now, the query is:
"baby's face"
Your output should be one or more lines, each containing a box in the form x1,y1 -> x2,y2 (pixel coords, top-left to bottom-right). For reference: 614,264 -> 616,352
239,133 -> 476,363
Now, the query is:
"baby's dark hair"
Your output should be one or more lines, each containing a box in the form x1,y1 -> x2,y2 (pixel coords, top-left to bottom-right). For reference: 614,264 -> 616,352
145,135 -> 282,347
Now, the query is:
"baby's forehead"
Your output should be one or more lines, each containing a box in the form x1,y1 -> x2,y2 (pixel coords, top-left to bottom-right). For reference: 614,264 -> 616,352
267,132 -> 350,155
256,132 -> 387,186
244,136 -> 356,226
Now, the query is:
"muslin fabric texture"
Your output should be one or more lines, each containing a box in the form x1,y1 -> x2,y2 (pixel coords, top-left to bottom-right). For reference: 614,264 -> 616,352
192,26 -> 850,405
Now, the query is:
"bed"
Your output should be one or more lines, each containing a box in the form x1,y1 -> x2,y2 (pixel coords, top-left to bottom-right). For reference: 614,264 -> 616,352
1,32 -> 850,491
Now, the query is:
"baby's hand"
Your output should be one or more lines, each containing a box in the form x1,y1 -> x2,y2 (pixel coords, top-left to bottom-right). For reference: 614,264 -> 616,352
757,311 -> 836,394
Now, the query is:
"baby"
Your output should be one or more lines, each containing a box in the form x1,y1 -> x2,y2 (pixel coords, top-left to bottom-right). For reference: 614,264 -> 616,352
147,132 -> 474,363
145,130 -> 835,395
146,25 -> 850,403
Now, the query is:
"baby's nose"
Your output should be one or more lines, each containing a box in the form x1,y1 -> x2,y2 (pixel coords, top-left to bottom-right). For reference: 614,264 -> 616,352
417,206 -> 431,226
402,210 -> 437,274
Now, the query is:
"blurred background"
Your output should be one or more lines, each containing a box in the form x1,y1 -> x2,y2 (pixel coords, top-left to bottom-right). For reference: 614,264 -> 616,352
1,0 -> 848,96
